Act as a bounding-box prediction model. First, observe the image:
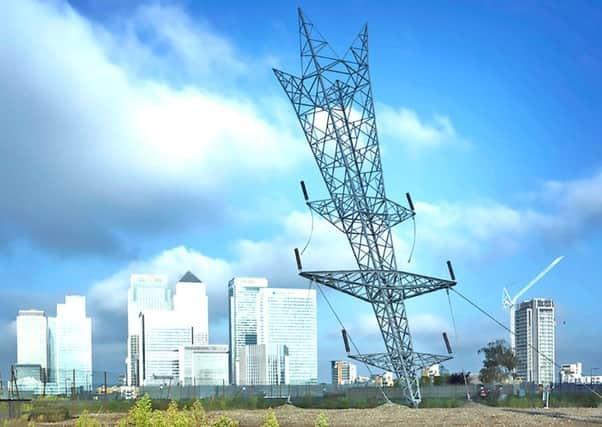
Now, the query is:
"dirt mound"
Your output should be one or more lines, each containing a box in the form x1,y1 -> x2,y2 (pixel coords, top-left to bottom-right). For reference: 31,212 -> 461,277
376,402 -> 412,411
462,400 -> 484,408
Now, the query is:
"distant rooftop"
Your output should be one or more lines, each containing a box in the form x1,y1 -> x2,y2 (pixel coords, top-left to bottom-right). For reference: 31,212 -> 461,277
18,309 -> 45,316
179,271 -> 202,283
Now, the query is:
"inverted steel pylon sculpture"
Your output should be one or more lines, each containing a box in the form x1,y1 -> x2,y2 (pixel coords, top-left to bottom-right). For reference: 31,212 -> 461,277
274,9 -> 457,407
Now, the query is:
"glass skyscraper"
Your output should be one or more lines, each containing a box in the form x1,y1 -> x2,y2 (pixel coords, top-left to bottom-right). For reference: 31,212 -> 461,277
127,274 -> 171,386
14,296 -> 91,395
132,271 -> 212,386
257,288 -> 317,384
45,296 -> 92,394
174,272 -> 209,346
229,278 -> 317,385
16,310 -> 48,369
228,277 -> 268,384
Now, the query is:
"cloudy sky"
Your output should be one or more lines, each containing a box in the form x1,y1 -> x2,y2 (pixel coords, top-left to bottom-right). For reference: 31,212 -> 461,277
1,0 -> 602,384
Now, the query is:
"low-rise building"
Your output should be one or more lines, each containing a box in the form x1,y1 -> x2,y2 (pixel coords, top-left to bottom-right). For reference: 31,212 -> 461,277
178,345 -> 229,385
331,361 -> 357,385
560,363 -> 583,383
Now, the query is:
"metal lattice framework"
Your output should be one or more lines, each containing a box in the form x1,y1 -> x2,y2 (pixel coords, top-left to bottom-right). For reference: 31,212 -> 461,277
274,9 -> 457,406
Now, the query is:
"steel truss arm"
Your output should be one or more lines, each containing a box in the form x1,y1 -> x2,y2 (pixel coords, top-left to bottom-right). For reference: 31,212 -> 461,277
307,196 -> 414,234
349,352 -> 453,372
300,269 -> 455,302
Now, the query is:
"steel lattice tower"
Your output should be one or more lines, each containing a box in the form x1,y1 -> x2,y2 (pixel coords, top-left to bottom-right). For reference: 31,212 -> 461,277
274,9 -> 458,407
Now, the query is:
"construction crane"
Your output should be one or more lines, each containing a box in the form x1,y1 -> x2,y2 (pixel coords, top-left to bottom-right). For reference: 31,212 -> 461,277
502,256 -> 564,352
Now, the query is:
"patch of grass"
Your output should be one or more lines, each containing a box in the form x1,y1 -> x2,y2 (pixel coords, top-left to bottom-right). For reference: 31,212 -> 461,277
418,398 -> 463,408
294,395 -> 381,409
28,405 -> 70,423
75,409 -> 101,427
478,391 -> 600,408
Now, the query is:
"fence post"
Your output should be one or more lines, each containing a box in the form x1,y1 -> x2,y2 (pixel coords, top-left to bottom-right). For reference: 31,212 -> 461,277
10,365 -> 19,400
42,367 -> 47,397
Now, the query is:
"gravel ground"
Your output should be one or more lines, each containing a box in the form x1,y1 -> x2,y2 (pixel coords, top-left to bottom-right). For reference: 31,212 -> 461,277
32,403 -> 602,426
223,403 -> 602,426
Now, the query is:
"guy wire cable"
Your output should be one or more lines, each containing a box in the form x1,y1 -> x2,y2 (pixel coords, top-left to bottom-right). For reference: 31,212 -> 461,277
300,207 -> 315,256
314,281 -> 392,404
446,288 -> 471,401
407,217 -> 416,264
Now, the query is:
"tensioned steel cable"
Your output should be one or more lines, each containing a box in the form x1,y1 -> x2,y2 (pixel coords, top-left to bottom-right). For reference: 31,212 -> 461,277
313,281 -> 392,403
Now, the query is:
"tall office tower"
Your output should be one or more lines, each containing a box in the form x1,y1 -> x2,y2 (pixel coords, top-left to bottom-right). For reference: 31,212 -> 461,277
16,310 -> 48,370
239,344 -> 289,385
257,288 -> 317,384
331,360 -> 357,385
48,296 -> 92,392
178,345 -> 229,385
515,298 -> 555,385
138,310 -> 194,385
174,272 -> 208,345
228,277 -> 268,384
126,274 -> 171,386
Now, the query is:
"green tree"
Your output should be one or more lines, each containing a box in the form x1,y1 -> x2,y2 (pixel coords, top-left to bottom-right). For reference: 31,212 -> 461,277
433,374 -> 450,385
478,340 -> 517,384
447,372 -> 470,385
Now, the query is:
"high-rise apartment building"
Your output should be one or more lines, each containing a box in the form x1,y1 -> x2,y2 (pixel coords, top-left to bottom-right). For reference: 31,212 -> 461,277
228,277 -> 268,384
331,360 -> 357,385
126,274 -> 171,386
515,298 -> 555,385
257,288 -> 317,384
16,310 -> 48,370
49,296 -> 92,393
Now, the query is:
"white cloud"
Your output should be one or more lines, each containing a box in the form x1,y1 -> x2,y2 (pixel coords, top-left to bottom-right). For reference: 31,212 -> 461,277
345,311 -> 450,343
414,200 -> 535,258
130,3 -> 248,80
377,103 -> 468,149
409,170 -> 602,260
0,0 -> 304,254
89,246 -> 233,315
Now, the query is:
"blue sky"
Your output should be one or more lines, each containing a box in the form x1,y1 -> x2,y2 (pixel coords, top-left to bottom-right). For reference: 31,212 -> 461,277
1,0 -> 602,384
